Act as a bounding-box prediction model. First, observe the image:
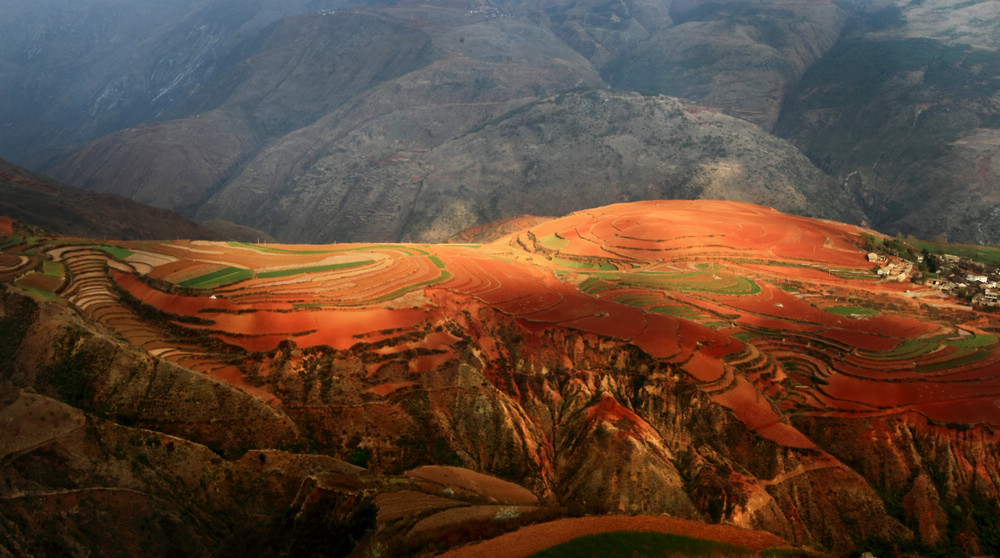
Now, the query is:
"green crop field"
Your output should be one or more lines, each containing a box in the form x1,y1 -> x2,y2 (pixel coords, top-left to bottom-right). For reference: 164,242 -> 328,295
910,239 -> 1000,267
945,333 -> 997,349
428,255 -> 446,269
539,234 -> 569,251
623,274 -> 760,296
552,257 -> 617,270
43,261 -> 64,277
256,260 -> 372,279
917,349 -> 990,372
96,245 -> 134,259
826,306 -> 879,317
179,267 -> 253,289
0,236 -> 22,250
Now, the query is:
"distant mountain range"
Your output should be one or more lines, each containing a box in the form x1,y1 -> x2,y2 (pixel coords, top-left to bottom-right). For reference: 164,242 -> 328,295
2,0 -> 999,244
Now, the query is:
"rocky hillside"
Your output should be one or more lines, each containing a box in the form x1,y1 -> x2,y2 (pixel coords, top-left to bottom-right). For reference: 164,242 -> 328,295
195,89 -> 865,242
775,0 -> 1000,245
3,200 -> 999,556
2,0 -> 1000,242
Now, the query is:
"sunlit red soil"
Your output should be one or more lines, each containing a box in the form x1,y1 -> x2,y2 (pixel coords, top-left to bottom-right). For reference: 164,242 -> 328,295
10,200 -> 1000,443
8,200 -> 1000,555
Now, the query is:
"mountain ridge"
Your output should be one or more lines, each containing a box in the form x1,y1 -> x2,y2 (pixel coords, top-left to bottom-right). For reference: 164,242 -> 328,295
4,0 -> 999,243
0,157 -> 219,240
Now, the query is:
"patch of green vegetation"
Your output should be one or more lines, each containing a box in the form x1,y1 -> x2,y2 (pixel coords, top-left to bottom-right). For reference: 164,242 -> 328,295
0,235 -> 22,250
539,234 -> 569,251
552,257 -> 617,271
946,333 -> 997,349
911,239 -> 1000,267
578,277 -> 617,294
826,306 -> 879,317
637,275 -> 760,296
179,267 -> 253,289
829,268 -> 875,280
528,530 -> 754,558
95,245 -> 134,260
862,233 -> 917,261
42,261 -> 64,277
347,446 -> 372,468
860,335 -> 947,361
428,255 -> 446,269
16,285 -> 61,303
579,269 -> 760,296
652,305 -> 698,316
916,348 -> 990,372
256,260 -> 372,279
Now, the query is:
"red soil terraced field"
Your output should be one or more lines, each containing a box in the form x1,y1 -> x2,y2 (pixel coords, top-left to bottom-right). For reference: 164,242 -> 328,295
4,199 -> 1000,555
2,200 -> 996,432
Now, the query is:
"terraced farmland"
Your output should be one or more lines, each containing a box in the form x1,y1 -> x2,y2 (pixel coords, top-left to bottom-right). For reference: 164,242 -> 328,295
3,200 -> 999,556
5,200 -> 999,431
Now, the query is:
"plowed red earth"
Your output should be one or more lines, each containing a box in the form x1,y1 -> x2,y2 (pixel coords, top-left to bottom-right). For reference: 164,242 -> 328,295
23,199 -> 998,435
436,515 -> 790,558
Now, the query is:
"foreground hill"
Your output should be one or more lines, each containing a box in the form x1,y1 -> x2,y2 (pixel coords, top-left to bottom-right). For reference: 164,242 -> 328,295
2,200 -> 999,556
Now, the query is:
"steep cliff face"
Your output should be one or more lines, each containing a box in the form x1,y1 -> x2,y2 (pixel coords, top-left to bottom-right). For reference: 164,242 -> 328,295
794,414 -> 1000,554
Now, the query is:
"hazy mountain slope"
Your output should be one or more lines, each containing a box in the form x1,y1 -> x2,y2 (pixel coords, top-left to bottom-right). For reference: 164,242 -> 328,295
402,89 -> 865,242
0,0 -> 367,166
603,0 -> 851,129
50,11 -> 436,213
774,0 -> 1000,244
197,89 -> 864,243
44,3 -> 864,244
181,6 -> 609,241
5,0 -> 1000,244
0,158 -> 218,240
